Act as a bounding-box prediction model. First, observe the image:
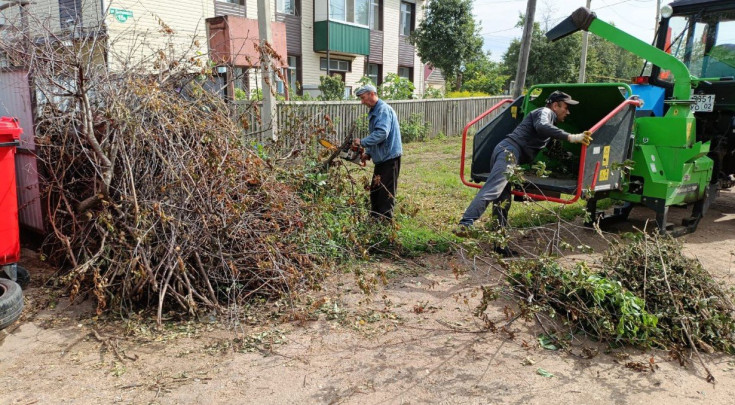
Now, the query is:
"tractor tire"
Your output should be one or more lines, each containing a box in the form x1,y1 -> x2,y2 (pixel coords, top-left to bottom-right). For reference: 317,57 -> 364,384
0,279 -> 24,330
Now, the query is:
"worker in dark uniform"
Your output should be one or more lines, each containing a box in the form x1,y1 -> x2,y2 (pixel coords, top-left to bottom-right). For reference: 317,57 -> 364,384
457,91 -> 591,241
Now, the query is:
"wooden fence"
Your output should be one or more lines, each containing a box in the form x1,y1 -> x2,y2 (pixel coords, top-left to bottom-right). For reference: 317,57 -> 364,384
237,96 -> 511,145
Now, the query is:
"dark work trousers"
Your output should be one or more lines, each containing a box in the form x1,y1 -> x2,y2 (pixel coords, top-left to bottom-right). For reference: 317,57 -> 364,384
370,156 -> 401,219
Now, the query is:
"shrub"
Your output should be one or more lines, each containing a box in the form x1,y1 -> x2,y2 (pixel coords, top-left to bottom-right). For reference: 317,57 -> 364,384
423,87 -> 444,99
380,73 -> 415,100
400,113 -> 430,143
318,75 -> 345,100
446,90 -> 491,98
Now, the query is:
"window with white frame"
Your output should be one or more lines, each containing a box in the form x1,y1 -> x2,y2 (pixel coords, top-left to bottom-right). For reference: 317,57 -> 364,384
369,0 -> 382,30
330,0 -> 369,26
217,0 -> 245,5
286,55 -> 299,90
320,58 -> 351,72
400,2 -> 414,36
277,0 -> 296,14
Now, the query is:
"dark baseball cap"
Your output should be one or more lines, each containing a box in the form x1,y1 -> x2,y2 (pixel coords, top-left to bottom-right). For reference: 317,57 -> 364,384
546,90 -> 579,105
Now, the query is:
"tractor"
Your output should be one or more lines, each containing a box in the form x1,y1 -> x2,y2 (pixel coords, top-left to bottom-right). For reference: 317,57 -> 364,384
461,0 -> 735,235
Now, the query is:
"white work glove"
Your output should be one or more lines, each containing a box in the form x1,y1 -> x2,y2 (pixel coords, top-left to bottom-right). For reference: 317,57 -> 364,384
568,131 -> 592,146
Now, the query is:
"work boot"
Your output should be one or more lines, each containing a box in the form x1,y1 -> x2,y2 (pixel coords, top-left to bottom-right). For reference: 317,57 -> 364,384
452,224 -> 475,238
493,244 -> 518,258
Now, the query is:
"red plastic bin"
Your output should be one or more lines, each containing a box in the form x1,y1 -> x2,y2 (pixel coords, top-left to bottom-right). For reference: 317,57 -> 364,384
0,117 -> 23,266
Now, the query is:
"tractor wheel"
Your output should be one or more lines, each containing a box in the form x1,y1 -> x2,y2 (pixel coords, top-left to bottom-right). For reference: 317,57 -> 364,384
0,279 -> 24,330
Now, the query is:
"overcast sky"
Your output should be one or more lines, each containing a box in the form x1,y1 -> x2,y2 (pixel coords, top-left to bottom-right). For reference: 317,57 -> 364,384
474,0 -> 661,61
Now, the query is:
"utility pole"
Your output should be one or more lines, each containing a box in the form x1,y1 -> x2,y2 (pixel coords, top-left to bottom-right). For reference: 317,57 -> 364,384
654,0 -> 661,33
513,0 -> 536,99
257,0 -> 278,141
578,0 -> 591,83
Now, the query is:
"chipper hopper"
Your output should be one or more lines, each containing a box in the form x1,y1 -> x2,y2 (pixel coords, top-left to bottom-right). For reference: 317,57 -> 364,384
461,6 -> 719,235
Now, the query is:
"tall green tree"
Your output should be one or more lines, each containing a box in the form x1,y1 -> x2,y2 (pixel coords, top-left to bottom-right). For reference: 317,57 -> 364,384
502,17 -> 580,88
458,52 -> 509,95
585,30 -> 644,83
409,0 -> 483,90
501,16 -> 644,91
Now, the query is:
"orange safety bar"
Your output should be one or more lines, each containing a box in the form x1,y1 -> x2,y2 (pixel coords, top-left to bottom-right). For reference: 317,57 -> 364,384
462,97 -> 642,205
459,99 -> 513,189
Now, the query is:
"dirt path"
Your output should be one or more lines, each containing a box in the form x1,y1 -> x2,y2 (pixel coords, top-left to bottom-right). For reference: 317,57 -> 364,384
1,190 -> 734,404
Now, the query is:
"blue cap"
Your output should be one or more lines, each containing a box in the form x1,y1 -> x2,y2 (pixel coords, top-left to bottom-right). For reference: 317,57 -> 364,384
355,84 -> 377,96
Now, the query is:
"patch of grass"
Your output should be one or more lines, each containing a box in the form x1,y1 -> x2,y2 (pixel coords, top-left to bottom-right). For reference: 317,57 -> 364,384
396,219 -> 453,254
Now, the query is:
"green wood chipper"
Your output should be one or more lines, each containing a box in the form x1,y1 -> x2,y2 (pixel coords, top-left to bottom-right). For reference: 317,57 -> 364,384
462,1 -> 735,235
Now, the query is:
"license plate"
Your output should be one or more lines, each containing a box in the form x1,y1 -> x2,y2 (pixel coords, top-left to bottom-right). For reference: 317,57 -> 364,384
692,94 -> 715,112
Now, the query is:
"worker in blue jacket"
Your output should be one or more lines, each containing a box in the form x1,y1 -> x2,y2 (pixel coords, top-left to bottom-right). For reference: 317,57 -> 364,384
352,84 -> 403,219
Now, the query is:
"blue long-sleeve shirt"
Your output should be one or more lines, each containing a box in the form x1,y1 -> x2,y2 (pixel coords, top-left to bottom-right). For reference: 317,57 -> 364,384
361,99 -> 402,164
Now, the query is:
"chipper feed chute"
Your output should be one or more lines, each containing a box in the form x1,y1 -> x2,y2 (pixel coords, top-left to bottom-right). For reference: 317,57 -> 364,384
462,83 -> 640,206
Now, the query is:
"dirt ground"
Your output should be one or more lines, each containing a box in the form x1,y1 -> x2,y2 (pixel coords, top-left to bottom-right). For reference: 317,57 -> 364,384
1,189 -> 734,405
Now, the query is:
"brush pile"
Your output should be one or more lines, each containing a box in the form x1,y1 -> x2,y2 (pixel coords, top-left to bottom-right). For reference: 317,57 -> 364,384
603,234 -> 735,353
35,68 -> 320,322
498,233 -> 735,353
506,258 -> 660,347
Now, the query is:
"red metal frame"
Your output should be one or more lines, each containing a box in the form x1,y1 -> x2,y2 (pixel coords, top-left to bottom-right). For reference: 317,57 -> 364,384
460,99 -> 513,189
462,97 -> 643,205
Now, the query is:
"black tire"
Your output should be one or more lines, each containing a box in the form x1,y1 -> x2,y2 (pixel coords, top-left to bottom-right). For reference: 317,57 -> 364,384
0,279 -> 24,330
0,264 -> 30,289
14,265 -> 30,289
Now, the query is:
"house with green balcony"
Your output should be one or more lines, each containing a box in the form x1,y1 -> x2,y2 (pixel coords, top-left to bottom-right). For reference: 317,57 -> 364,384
277,0 -> 429,98
0,0 -> 432,99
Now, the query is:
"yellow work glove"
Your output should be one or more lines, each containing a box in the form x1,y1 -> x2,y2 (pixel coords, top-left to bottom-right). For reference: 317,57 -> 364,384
568,131 -> 592,146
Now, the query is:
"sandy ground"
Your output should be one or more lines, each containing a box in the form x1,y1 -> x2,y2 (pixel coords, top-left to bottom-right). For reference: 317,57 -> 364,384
1,189 -> 734,405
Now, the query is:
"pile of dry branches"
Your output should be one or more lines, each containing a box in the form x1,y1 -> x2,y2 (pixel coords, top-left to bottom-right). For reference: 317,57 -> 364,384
37,74 -> 319,320
3,17 -> 322,322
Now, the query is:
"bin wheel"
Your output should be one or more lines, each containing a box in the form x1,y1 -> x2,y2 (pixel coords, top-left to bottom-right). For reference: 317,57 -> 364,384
0,265 -> 30,290
0,279 -> 24,330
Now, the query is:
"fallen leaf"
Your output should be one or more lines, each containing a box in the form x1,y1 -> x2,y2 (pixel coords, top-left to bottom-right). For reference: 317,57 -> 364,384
536,368 -> 554,378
